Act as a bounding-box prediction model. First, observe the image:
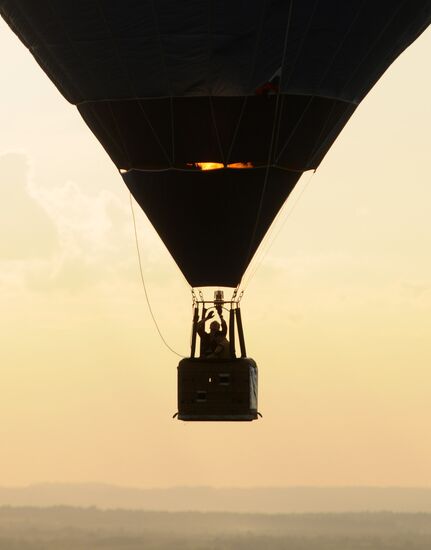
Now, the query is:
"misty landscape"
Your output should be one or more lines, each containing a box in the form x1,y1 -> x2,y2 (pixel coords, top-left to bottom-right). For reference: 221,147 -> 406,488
1,5 -> 430,550
1,487 -> 431,549
1,507 -> 431,550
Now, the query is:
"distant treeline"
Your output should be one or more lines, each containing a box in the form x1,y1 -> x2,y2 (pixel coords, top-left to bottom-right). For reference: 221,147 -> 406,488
3,485 -> 431,513
0,508 -> 431,550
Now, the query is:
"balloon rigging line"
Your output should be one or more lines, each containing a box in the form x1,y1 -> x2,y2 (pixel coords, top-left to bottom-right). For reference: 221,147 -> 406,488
225,0 -> 268,165
108,101 -> 134,167
209,95 -> 226,165
242,0 -> 295,277
95,0 -> 173,166
205,0 -> 224,164
278,0 -> 320,92
274,2 -> 365,165
149,0 -> 174,97
338,1 -> 405,99
44,2 -> 101,107
240,169 -> 316,293
240,0 -> 357,290
240,1 -> 374,291
129,193 -> 186,358
241,1 -> 348,293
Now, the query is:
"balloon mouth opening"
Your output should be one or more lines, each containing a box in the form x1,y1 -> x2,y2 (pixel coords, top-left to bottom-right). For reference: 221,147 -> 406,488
119,162 -> 255,174
187,162 -> 254,171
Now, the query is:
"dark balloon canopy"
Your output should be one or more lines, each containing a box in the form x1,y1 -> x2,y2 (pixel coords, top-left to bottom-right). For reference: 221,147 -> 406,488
2,1 -> 430,287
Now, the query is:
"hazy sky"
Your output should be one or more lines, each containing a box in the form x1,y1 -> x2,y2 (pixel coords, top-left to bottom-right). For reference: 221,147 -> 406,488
0,18 -> 430,489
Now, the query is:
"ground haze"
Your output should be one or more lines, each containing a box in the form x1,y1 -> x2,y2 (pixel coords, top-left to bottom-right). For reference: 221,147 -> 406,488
0,507 -> 430,550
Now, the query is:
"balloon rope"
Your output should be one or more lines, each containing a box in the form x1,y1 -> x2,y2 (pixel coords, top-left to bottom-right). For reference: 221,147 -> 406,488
129,193 -> 186,358
241,0 -> 294,277
225,0 -> 268,165
274,1 -> 366,165
240,169 -> 315,293
92,0 -> 172,166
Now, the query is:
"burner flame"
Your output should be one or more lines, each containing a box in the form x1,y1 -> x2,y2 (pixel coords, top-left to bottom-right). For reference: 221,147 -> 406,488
187,162 -> 254,171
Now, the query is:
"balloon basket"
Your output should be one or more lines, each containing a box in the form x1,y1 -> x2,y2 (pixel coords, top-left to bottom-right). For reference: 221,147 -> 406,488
176,357 -> 259,421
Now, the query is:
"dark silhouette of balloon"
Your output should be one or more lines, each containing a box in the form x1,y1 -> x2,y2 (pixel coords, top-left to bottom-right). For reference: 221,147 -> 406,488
1,1 -> 430,286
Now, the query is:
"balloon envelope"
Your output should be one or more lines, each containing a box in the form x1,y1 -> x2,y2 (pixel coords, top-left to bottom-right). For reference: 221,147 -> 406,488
1,1 -> 430,286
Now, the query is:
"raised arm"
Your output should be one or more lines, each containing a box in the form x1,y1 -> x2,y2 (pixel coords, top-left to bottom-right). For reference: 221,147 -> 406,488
219,313 -> 227,337
197,310 -> 214,337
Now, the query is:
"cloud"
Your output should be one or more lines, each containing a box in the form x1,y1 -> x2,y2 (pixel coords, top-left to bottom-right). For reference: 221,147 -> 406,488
0,152 -> 168,292
0,153 -> 58,259
398,281 -> 431,300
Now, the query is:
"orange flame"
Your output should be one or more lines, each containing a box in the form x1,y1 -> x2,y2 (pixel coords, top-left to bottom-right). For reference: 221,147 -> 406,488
228,162 -> 254,169
187,162 -> 253,170
196,162 -> 224,170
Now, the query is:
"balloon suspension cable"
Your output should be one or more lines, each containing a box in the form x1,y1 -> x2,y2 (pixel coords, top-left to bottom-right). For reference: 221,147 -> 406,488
231,286 -> 239,303
129,193 -> 185,358
231,286 -> 244,305
239,169 -> 316,294
242,0 -> 295,277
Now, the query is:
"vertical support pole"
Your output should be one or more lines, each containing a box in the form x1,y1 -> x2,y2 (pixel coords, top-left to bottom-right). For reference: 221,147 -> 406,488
199,305 -> 206,358
229,306 -> 236,358
236,307 -> 247,358
190,304 -> 199,358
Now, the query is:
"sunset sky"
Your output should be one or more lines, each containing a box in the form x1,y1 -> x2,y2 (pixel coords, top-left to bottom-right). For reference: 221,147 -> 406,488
0,18 -> 430,489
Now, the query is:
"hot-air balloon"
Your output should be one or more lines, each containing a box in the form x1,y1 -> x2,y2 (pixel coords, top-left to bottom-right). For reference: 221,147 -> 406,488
1,1 -> 430,421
